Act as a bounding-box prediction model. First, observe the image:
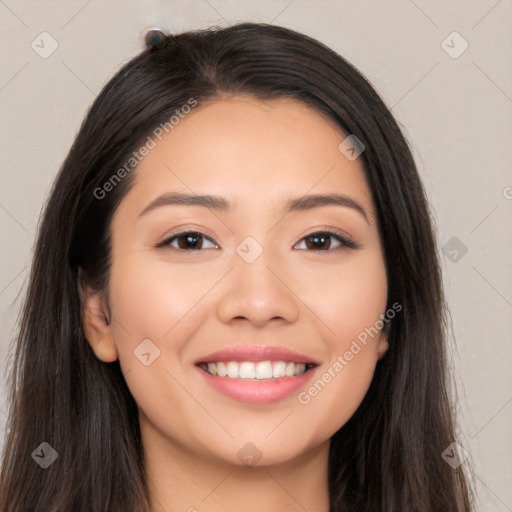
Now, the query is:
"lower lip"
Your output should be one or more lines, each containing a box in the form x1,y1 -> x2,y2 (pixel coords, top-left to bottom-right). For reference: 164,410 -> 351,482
196,365 -> 317,404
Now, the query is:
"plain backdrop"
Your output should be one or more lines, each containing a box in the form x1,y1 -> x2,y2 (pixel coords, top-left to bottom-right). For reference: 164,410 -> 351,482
0,1 -> 511,510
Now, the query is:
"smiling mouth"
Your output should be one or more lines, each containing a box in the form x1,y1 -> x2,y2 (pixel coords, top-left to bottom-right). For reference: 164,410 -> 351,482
197,360 -> 317,381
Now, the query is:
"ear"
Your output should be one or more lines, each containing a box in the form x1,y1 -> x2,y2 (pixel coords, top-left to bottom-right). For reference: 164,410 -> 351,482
79,272 -> 118,363
376,321 -> 390,360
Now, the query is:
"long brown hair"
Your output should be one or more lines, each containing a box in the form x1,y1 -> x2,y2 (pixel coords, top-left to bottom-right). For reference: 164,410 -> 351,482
0,22 -> 473,511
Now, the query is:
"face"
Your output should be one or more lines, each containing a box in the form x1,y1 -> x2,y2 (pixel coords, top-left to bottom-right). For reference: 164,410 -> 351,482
83,95 -> 389,467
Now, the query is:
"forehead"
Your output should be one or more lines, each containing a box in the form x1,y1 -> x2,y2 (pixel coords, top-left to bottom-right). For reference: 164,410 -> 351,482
115,95 -> 375,222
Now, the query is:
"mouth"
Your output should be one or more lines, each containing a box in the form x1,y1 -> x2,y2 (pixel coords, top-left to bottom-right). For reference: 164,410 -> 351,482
194,345 -> 319,404
196,360 -> 317,380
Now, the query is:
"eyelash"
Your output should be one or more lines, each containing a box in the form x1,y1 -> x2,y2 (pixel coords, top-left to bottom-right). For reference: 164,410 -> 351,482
155,229 -> 358,252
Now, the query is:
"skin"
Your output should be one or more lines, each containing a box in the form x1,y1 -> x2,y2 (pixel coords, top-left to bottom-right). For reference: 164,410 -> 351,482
83,95 -> 389,512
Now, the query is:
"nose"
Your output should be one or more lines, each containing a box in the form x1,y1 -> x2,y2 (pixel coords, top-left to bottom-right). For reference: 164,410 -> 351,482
216,248 -> 300,327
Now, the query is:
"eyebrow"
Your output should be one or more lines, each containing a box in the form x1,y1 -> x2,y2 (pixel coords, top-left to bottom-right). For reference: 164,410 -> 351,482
138,192 -> 368,222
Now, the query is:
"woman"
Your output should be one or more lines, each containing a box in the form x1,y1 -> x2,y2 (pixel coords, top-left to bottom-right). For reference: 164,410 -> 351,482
0,22 -> 473,511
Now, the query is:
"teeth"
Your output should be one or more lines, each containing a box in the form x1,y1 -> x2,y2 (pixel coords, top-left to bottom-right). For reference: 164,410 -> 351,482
256,361 -> 273,379
216,361 -> 227,377
273,361 -> 286,378
200,360 -> 309,380
239,362 -> 256,379
227,361 -> 238,379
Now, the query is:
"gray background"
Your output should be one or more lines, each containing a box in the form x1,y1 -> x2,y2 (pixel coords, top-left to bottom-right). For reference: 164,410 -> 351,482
0,1 -> 510,510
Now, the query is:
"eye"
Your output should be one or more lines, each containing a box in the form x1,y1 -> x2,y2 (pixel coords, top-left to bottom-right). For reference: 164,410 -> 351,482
156,229 -> 357,252
156,231 -> 218,251
294,231 -> 357,251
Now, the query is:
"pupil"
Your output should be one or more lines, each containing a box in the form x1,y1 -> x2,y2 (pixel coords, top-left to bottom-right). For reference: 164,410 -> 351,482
309,235 -> 329,250
180,234 -> 201,249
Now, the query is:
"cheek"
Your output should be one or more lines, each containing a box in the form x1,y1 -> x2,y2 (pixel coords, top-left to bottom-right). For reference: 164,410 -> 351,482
296,349 -> 378,449
107,253 -> 218,355
288,250 -> 387,437
291,250 -> 388,347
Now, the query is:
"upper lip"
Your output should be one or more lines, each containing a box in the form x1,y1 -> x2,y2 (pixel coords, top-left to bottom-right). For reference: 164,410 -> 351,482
196,345 -> 320,365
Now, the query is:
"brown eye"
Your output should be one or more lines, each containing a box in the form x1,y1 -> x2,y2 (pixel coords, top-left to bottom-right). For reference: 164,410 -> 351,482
157,231 -> 217,251
295,231 -> 356,251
